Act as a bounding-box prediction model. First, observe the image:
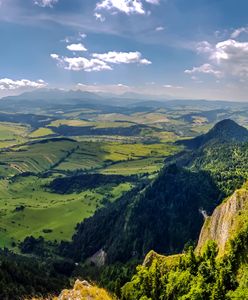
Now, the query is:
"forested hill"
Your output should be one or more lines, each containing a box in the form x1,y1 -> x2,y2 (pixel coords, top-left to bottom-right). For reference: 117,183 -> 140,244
177,118 -> 248,149
62,119 -> 248,264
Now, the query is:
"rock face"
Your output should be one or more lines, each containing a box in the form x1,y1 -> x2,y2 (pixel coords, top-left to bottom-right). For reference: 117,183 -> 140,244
196,187 -> 248,256
86,249 -> 107,267
55,280 -> 114,300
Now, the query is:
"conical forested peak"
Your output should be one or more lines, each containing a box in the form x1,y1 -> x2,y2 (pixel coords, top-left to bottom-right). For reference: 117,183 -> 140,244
178,119 -> 248,149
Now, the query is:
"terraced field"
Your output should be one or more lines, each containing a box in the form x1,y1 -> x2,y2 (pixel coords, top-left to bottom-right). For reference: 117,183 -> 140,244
0,139 -> 77,177
0,122 -> 29,148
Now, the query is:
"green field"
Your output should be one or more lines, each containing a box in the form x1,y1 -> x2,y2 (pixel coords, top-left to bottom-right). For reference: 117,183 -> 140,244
0,122 -> 29,148
29,127 -> 55,138
0,139 -> 78,177
0,175 -> 133,248
0,136 -> 179,249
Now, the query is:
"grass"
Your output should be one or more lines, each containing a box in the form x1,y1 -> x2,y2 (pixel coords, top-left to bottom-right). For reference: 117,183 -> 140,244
0,139 -> 77,177
48,119 -> 133,129
29,127 -> 55,138
101,157 -> 164,175
0,122 -> 29,148
0,114 -> 182,251
0,175 -> 133,248
48,119 -> 90,127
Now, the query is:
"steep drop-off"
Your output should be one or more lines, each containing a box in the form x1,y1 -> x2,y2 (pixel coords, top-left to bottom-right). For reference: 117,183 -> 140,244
122,185 -> 248,300
196,184 -> 248,256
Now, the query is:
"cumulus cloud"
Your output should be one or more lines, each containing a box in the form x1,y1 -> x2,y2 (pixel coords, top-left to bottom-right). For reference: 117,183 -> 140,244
50,54 -> 112,72
185,63 -> 222,77
196,41 -> 213,54
34,0 -> 58,8
92,51 -> 151,64
0,78 -> 47,90
187,33 -> 248,80
66,43 -> 87,52
95,0 -> 160,15
51,50 -> 151,71
96,0 -> 145,15
211,39 -> 248,78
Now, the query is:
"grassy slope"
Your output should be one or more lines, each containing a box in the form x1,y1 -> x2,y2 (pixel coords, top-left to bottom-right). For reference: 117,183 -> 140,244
0,122 -> 29,148
0,175 -> 133,248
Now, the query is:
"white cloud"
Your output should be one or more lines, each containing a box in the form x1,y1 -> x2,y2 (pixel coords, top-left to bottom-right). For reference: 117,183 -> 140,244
0,78 -> 47,90
66,43 -> 87,52
187,35 -> 248,80
94,12 -> 106,22
96,0 -> 145,15
92,51 -> 151,65
96,0 -> 159,15
211,39 -> 248,78
50,53 -> 59,59
50,54 -> 112,72
51,48 -> 151,72
196,41 -> 213,54
230,27 -> 248,39
185,63 -> 222,77
34,0 -> 58,8
155,26 -> 164,31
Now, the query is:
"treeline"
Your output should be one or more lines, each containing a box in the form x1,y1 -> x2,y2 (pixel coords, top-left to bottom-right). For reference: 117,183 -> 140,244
48,173 -> 137,194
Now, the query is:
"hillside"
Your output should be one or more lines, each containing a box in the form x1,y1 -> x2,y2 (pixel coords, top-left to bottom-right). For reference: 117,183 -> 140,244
177,119 -> 248,149
121,185 -> 248,300
62,119 -> 248,264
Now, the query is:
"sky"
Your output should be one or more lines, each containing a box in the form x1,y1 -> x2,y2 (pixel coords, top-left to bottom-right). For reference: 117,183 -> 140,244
0,0 -> 248,100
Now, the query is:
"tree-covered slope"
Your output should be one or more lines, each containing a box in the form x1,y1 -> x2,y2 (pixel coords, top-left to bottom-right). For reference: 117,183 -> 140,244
177,119 -> 248,149
122,184 -> 248,300
63,120 -> 248,264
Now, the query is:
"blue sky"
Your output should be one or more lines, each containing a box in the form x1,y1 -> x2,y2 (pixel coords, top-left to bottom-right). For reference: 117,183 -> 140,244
0,0 -> 248,100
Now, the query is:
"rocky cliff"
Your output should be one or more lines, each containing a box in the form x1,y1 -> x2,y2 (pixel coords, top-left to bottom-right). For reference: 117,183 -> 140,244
196,185 -> 248,256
